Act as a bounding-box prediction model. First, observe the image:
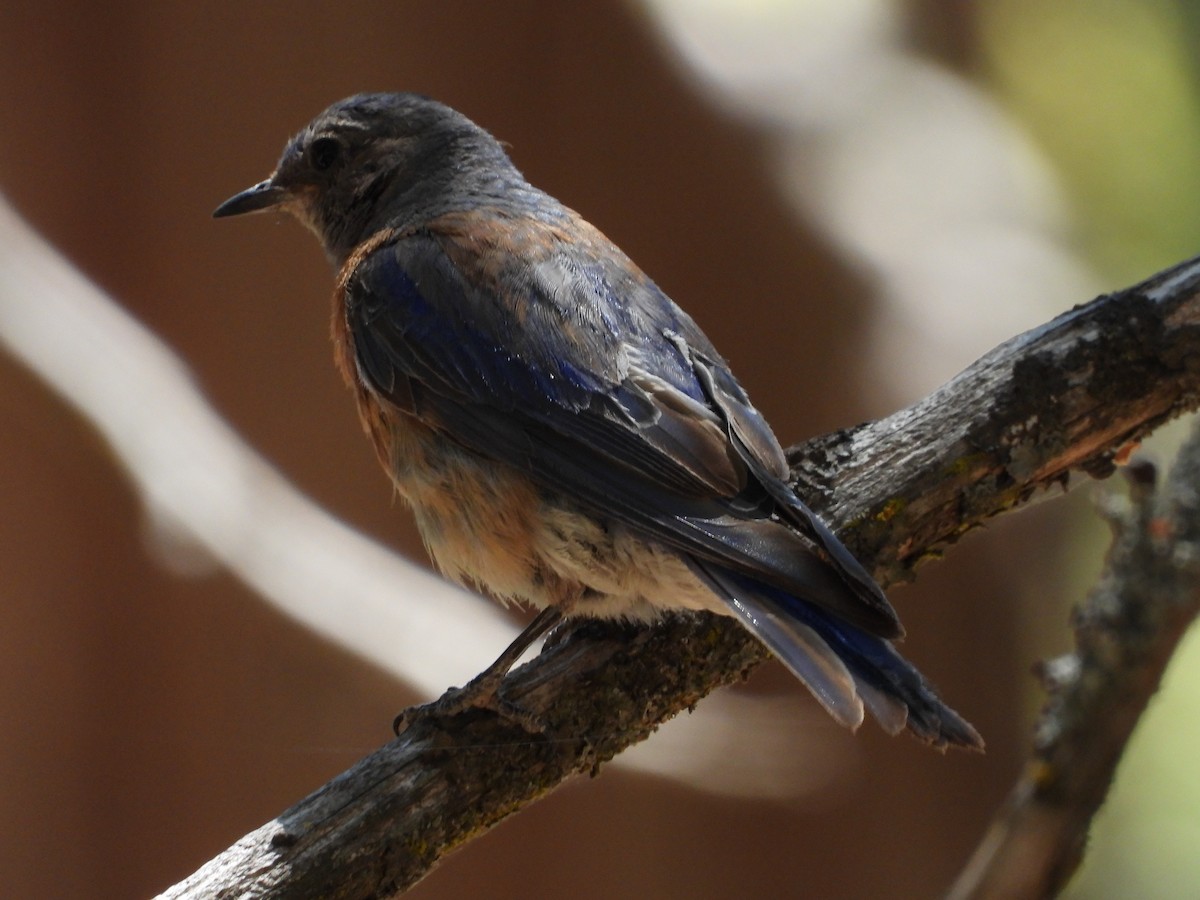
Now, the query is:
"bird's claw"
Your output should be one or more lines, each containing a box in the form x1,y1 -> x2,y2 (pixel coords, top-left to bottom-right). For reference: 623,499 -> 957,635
392,671 -> 547,736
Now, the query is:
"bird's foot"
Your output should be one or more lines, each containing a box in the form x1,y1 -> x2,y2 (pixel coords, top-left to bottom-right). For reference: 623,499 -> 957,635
392,605 -> 565,737
392,668 -> 546,735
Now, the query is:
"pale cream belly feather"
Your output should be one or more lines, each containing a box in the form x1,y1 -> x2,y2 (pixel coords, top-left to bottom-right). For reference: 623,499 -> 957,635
383,411 -> 723,622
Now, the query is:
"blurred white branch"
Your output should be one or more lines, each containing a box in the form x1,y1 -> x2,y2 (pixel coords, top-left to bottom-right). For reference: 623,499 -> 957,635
0,196 -> 516,698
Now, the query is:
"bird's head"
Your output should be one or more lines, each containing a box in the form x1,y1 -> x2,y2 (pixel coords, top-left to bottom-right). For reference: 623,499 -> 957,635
214,92 -> 517,266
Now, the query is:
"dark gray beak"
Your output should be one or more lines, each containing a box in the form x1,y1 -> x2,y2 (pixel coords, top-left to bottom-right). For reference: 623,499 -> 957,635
212,178 -> 288,218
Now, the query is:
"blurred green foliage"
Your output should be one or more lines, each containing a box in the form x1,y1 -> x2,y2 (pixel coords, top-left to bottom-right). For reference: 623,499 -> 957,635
981,0 -> 1200,283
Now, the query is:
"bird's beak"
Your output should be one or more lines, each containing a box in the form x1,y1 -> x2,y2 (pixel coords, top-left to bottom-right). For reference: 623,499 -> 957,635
212,178 -> 288,218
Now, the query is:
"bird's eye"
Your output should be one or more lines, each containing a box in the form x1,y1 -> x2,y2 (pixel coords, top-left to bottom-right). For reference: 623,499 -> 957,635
309,136 -> 341,172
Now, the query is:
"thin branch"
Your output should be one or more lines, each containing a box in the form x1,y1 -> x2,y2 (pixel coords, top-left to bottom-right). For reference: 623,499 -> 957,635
947,434 -> 1200,899
158,256 -> 1200,898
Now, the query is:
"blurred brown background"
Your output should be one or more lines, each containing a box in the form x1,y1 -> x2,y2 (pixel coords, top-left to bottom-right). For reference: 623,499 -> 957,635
0,1 -> 1148,897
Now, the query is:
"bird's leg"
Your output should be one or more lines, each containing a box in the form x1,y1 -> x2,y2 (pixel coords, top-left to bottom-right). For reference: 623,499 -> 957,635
393,605 -> 565,736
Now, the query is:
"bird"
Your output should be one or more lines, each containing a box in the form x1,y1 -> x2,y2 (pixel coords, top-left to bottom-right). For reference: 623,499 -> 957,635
214,92 -> 982,750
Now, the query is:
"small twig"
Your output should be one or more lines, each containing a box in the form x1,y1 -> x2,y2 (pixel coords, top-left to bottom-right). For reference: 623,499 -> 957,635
947,435 -> 1200,900
159,256 -> 1200,898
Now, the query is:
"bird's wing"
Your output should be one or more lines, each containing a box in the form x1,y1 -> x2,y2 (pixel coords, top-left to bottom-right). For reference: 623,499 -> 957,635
343,209 -> 900,639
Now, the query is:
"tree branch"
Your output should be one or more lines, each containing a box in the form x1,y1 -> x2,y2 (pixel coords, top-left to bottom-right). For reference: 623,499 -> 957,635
158,255 -> 1200,898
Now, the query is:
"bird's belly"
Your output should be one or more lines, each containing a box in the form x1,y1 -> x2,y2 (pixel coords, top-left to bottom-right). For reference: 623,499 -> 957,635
381,414 -> 719,620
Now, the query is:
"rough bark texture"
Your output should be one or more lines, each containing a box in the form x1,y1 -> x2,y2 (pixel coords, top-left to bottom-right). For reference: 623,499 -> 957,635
159,256 -> 1200,899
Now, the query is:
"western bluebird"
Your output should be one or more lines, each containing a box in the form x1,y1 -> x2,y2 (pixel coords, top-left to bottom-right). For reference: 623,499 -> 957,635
215,93 -> 981,750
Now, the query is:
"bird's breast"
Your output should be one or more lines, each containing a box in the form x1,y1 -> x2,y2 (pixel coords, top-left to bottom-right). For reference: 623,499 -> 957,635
348,382 -> 718,620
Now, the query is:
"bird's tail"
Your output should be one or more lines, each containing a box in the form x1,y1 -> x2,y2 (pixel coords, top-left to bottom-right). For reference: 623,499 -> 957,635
691,562 -> 983,750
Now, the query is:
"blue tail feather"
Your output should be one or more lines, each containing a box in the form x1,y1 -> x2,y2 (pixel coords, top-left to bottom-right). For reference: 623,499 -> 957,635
693,563 -> 982,750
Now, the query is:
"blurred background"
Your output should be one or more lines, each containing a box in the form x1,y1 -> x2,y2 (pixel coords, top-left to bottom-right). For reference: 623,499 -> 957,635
1,1 -> 1199,897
